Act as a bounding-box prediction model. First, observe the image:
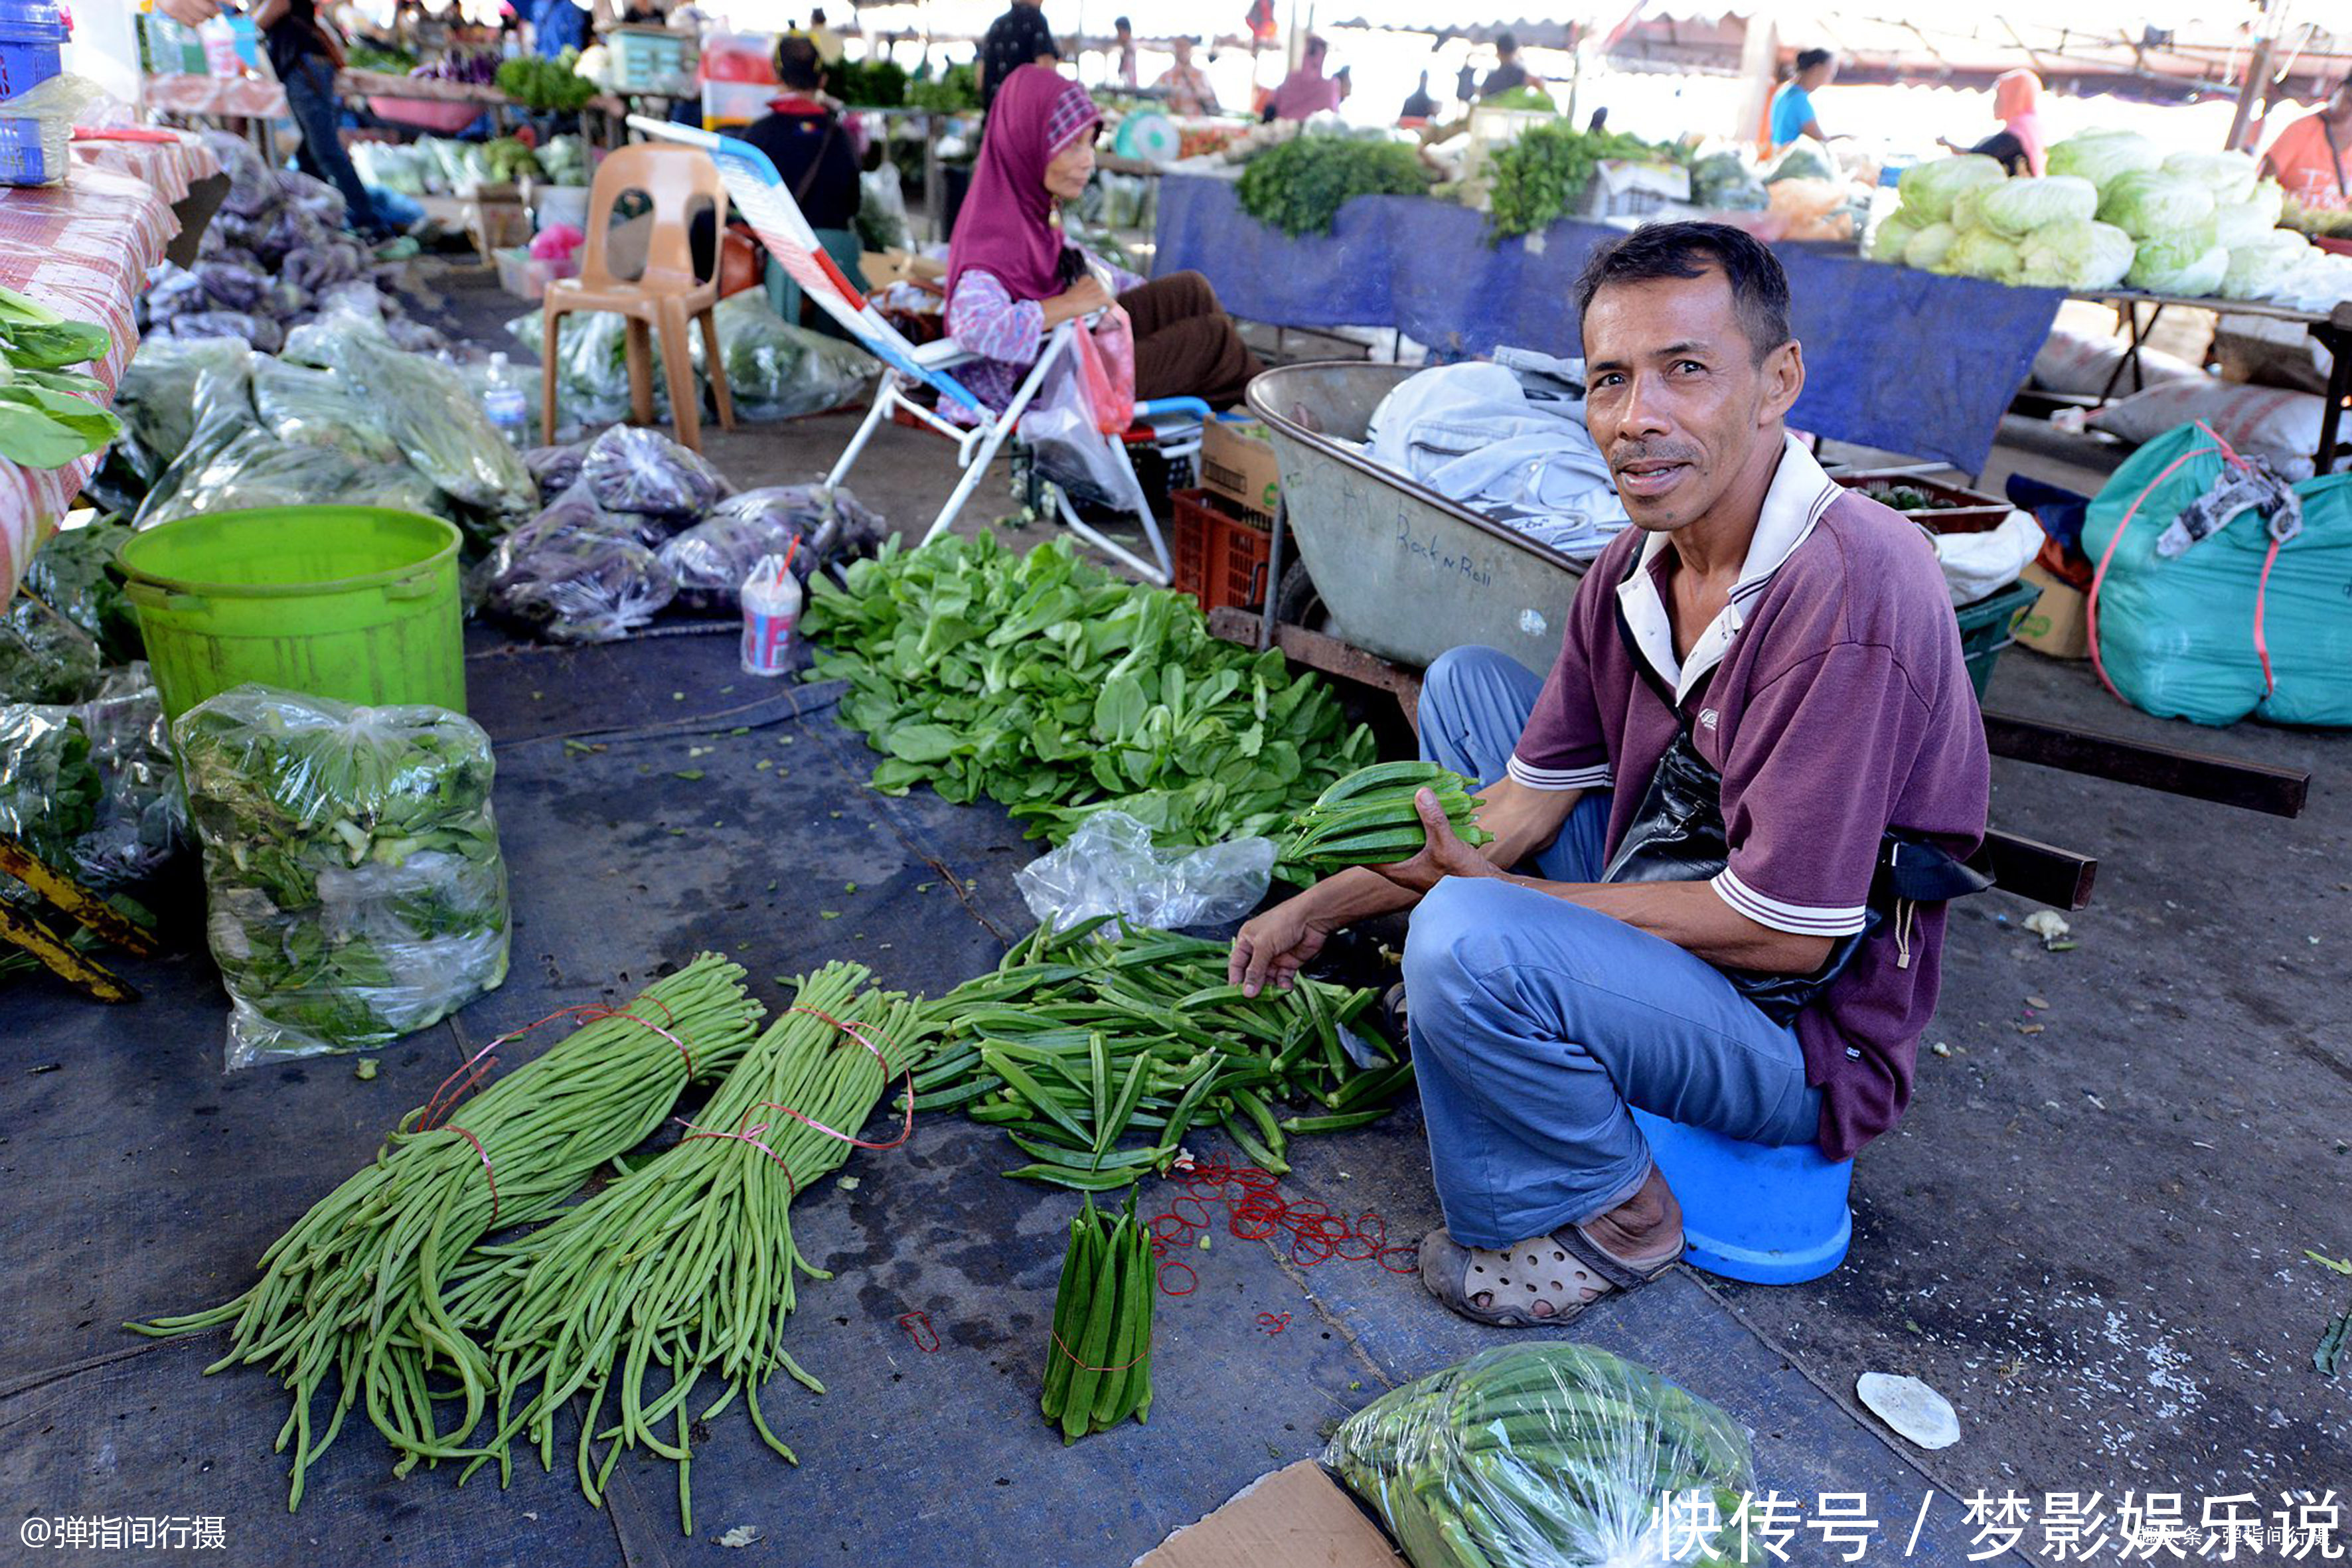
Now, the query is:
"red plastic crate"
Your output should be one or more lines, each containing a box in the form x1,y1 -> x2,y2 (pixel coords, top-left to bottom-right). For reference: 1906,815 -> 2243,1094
1171,488 -> 1271,613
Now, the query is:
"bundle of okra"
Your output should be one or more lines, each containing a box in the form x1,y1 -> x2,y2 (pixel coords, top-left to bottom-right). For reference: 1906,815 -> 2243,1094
1283,761 -> 1493,876
1040,1189 -> 1154,1443
131,954 -> 767,1510
913,917 -> 1414,1186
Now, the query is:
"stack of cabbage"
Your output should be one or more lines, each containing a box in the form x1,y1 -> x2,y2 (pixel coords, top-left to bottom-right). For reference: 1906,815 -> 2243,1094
1871,133 -> 2312,301
1870,154 -> 2129,289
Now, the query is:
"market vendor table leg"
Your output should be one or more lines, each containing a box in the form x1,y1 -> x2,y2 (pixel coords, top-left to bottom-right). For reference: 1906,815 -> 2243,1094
2096,299 -> 2164,407
2313,303 -> 2351,474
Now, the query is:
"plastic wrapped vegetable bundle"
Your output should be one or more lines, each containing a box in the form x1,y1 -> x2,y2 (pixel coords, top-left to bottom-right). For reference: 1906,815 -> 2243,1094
507,309 -> 676,429
576,423 -> 732,521
688,291 -> 876,422
0,702 -> 100,876
0,593 -> 101,704
1326,1344 -> 1757,1568
175,684 -> 510,1067
250,357 -> 405,464
66,667 -> 188,890
471,483 -> 678,643
656,484 -> 883,611
23,518 -> 141,665
104,337 -> 250,492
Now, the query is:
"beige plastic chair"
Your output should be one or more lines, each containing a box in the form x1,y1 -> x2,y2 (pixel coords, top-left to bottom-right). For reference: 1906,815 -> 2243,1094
541,143 -> 737,451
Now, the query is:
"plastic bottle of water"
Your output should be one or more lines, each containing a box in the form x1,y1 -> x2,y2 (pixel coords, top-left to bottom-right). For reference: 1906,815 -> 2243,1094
483,353 -> 529,449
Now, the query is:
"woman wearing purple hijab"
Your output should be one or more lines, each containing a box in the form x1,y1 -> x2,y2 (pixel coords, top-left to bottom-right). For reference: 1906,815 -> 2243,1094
945,65 -> 1263,414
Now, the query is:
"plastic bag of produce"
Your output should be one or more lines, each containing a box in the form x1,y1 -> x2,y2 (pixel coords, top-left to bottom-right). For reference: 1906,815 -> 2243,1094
295,313 -> 536,527
855,163 -> 909,252
2015,218 -> 2135,290
524,440 -> 591,498
175,684 -> 510,1067
68,666 -> 188,890
0,593 -> 102,705
1976,175 -> 2098,238
0,702 -> 98,875
655,484 -> 884,611
2219,229 -> 2312,301
2047,129 -> 2162,187
471,483 -> 677,643
1894,154 -> 2006,224
2127,234 -> 2230,297
505,309 -> 672,430
143,427 -> 443,522
23,518 -> 141,665
250,358 -> 404,465
1014,809 -> 1274,932
1327,1344 -> 1756,1568
132,353 -> 261,528
107,338 -> 250,488
689,293 -> 876,421
203,129 -> 277,216
577,424 -> 731,520
2096,171 -> 2215,239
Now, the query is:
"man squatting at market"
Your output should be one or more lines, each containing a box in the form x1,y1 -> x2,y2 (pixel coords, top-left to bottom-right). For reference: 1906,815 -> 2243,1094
1229,222 -> 1992,1327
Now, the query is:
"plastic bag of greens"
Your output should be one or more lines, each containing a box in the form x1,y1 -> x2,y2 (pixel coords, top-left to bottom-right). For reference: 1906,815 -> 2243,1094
142,427 -> 443,522
295,313 -> 537,527
107,338 -> 250,489
1326,1344 -> 1757,1568
23,518 -> 141,665
250,358 -> 404,465
656,487 -> 827,612
505,309 -> 671,430
577,424 -> 731,520
690,293 -> 875,422
855,163 -> 909,252
471,483 -> 677,643
0,702 -> 99,876
0,593 -> 102,705
202,129 -> 276,216
68,666 -> 188,890
132,353 -> 260,528
175,683 -> 510,1067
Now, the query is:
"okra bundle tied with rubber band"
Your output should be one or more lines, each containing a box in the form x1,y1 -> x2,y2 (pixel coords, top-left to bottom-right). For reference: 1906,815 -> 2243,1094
127,955 -> 766,1511
1281,761 -> 1494,876
435,963 -> 939,1535
914,917 -> 1415,1190
1039,1189 -> 1155,1443
1326,1344 -> 1759,1568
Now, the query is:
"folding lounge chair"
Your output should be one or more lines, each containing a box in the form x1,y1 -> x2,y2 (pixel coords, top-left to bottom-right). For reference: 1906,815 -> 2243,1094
628,116 -> 1206,585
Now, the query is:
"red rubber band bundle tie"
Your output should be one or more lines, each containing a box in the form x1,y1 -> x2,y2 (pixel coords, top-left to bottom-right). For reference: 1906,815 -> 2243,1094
445,1124 -> 499,1225
675,1109 -> 799,1198
897,1310 -> 941,1353
1050,1325 -> 1150,1372
417,998 -> 694,1133
767,1007 -> 917,1155
1139,1156 -> 1419,1293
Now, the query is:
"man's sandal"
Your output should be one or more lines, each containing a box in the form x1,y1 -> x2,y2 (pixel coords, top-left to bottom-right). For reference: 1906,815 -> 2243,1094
1417,1222 -> 1684,1329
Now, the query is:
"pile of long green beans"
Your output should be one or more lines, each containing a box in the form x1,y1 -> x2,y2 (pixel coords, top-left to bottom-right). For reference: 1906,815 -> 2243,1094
129,955 -> 765,1509
1282,761 -> 1494,876
1040,1189 -> 1154,1443
440,963 -> 937,1533
1326,1344 -> 1757,1568
915,917 -> 1413,1187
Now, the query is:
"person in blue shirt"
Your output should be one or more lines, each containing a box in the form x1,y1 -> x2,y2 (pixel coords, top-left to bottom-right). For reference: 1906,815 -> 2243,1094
1768,48 -> 1834,150
530,0 -> 589,57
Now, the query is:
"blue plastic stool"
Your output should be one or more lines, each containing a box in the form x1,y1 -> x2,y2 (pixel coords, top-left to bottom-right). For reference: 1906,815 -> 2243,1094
1629,1109 -> 1853,1285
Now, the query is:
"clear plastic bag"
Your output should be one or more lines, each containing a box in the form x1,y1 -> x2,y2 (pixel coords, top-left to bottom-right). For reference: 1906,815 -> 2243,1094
250,358 -> 404,465
689,292 -> 876,422
131,352 -> 260,529
507,309 -> 677,431
68,666 -> 189,890
854,163 -> 911,252
142,428 -> 445,523
174,684 -> 510,1068
1014,810 -> 1275,931
23,518 -> 141,666
0,702 -> 98,875
0,592 -> 102,706
1023,347 -> 1156,519
1326,1344 -> 1757,1568
471,483 -> 678,643
524,439 -> 591,499
657,484 -> 889,612
107,337 -> 250,489
577,424 -> 731,519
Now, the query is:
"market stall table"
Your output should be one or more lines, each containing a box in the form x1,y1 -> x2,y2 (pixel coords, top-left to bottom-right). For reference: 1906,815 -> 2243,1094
1152,173 -> 2066,474
335,68 -> 631,147
0,136 -> 216,600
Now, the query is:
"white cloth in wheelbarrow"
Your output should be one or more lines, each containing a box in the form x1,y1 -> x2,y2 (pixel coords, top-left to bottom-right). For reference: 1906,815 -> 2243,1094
1365,361 -> 1630,558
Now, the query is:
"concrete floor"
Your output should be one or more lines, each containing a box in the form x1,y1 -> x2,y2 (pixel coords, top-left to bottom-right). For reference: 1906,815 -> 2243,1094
457,265 -> 2352,1504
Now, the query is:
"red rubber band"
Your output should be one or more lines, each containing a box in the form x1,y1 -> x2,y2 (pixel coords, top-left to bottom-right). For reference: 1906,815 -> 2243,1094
419,1000 -> 696,1132
1156,1259 -> 1198,1296
444,1124 -> 498,1226
675,1112 -> 800,1198
1048,1325 -> 1150,1372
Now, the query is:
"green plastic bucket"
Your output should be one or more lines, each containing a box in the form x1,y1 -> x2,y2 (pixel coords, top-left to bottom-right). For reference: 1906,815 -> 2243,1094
118,507 -> 465,725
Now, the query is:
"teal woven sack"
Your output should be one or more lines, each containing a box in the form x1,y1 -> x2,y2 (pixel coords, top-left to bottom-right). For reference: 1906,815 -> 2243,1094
2083,420 -> 2352,728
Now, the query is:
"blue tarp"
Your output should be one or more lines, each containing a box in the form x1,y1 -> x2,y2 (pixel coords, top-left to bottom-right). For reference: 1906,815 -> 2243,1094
1153,175 -> 2063,474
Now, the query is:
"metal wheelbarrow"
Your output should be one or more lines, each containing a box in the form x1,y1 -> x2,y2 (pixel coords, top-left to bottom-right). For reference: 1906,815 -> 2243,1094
1243,362 -> 1594,675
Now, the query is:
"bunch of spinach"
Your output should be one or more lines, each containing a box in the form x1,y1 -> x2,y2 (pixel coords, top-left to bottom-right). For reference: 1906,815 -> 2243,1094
1237,135 -> 1434,238
175,686 -> 510,1066
803,534 -> 1375,848
0,285 -> 118,471
1484,122 -> 1686,242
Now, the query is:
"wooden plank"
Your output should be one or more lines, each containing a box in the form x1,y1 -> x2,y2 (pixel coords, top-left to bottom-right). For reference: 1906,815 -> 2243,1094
1206,610 -> 1423,728
1974,829 -> 2097,911
1980,710 -> 2309,818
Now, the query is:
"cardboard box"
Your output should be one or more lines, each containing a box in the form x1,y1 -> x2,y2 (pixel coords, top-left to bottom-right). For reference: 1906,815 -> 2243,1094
1134,1461 -> 1403,1568
2012,560 -> 2088,661
860,249 -> 946,295
1200,418 -> 1281,528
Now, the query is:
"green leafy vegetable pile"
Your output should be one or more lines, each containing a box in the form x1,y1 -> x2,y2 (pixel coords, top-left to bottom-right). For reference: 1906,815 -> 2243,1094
0,285 -> 119,471
803,534 -> 1375,846
496,48 -> 600,114
832,56 -> 907,107
1328,1344 -> 1758,1568
1237,135 -> 1433,237
906,61 -> 977,113
1485,122 -> 1684,241
481,135 -> 543,185
175,684 -> 510,1067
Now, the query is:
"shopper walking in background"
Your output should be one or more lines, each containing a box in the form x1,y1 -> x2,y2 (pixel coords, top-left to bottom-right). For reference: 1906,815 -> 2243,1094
1112,17 -> 1138,88
1400,70 -> 1437,123
1767,48 -> 1836,151
980,0 -> 1061,110
256,0 -> 392,240
1478,33 -> 1533,100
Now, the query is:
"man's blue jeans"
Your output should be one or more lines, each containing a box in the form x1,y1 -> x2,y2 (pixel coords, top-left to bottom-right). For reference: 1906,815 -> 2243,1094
283,54 -> 382,237
1403,645 -> 1824,1248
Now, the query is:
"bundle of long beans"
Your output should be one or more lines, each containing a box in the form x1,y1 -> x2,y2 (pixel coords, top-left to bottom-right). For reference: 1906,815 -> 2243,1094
1281,761 -> 1494,876
438,963 -> 937,1533
915,918 -> 1413,1187
129,954 -> 765,1509
1039,1189 -> 1154,1443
